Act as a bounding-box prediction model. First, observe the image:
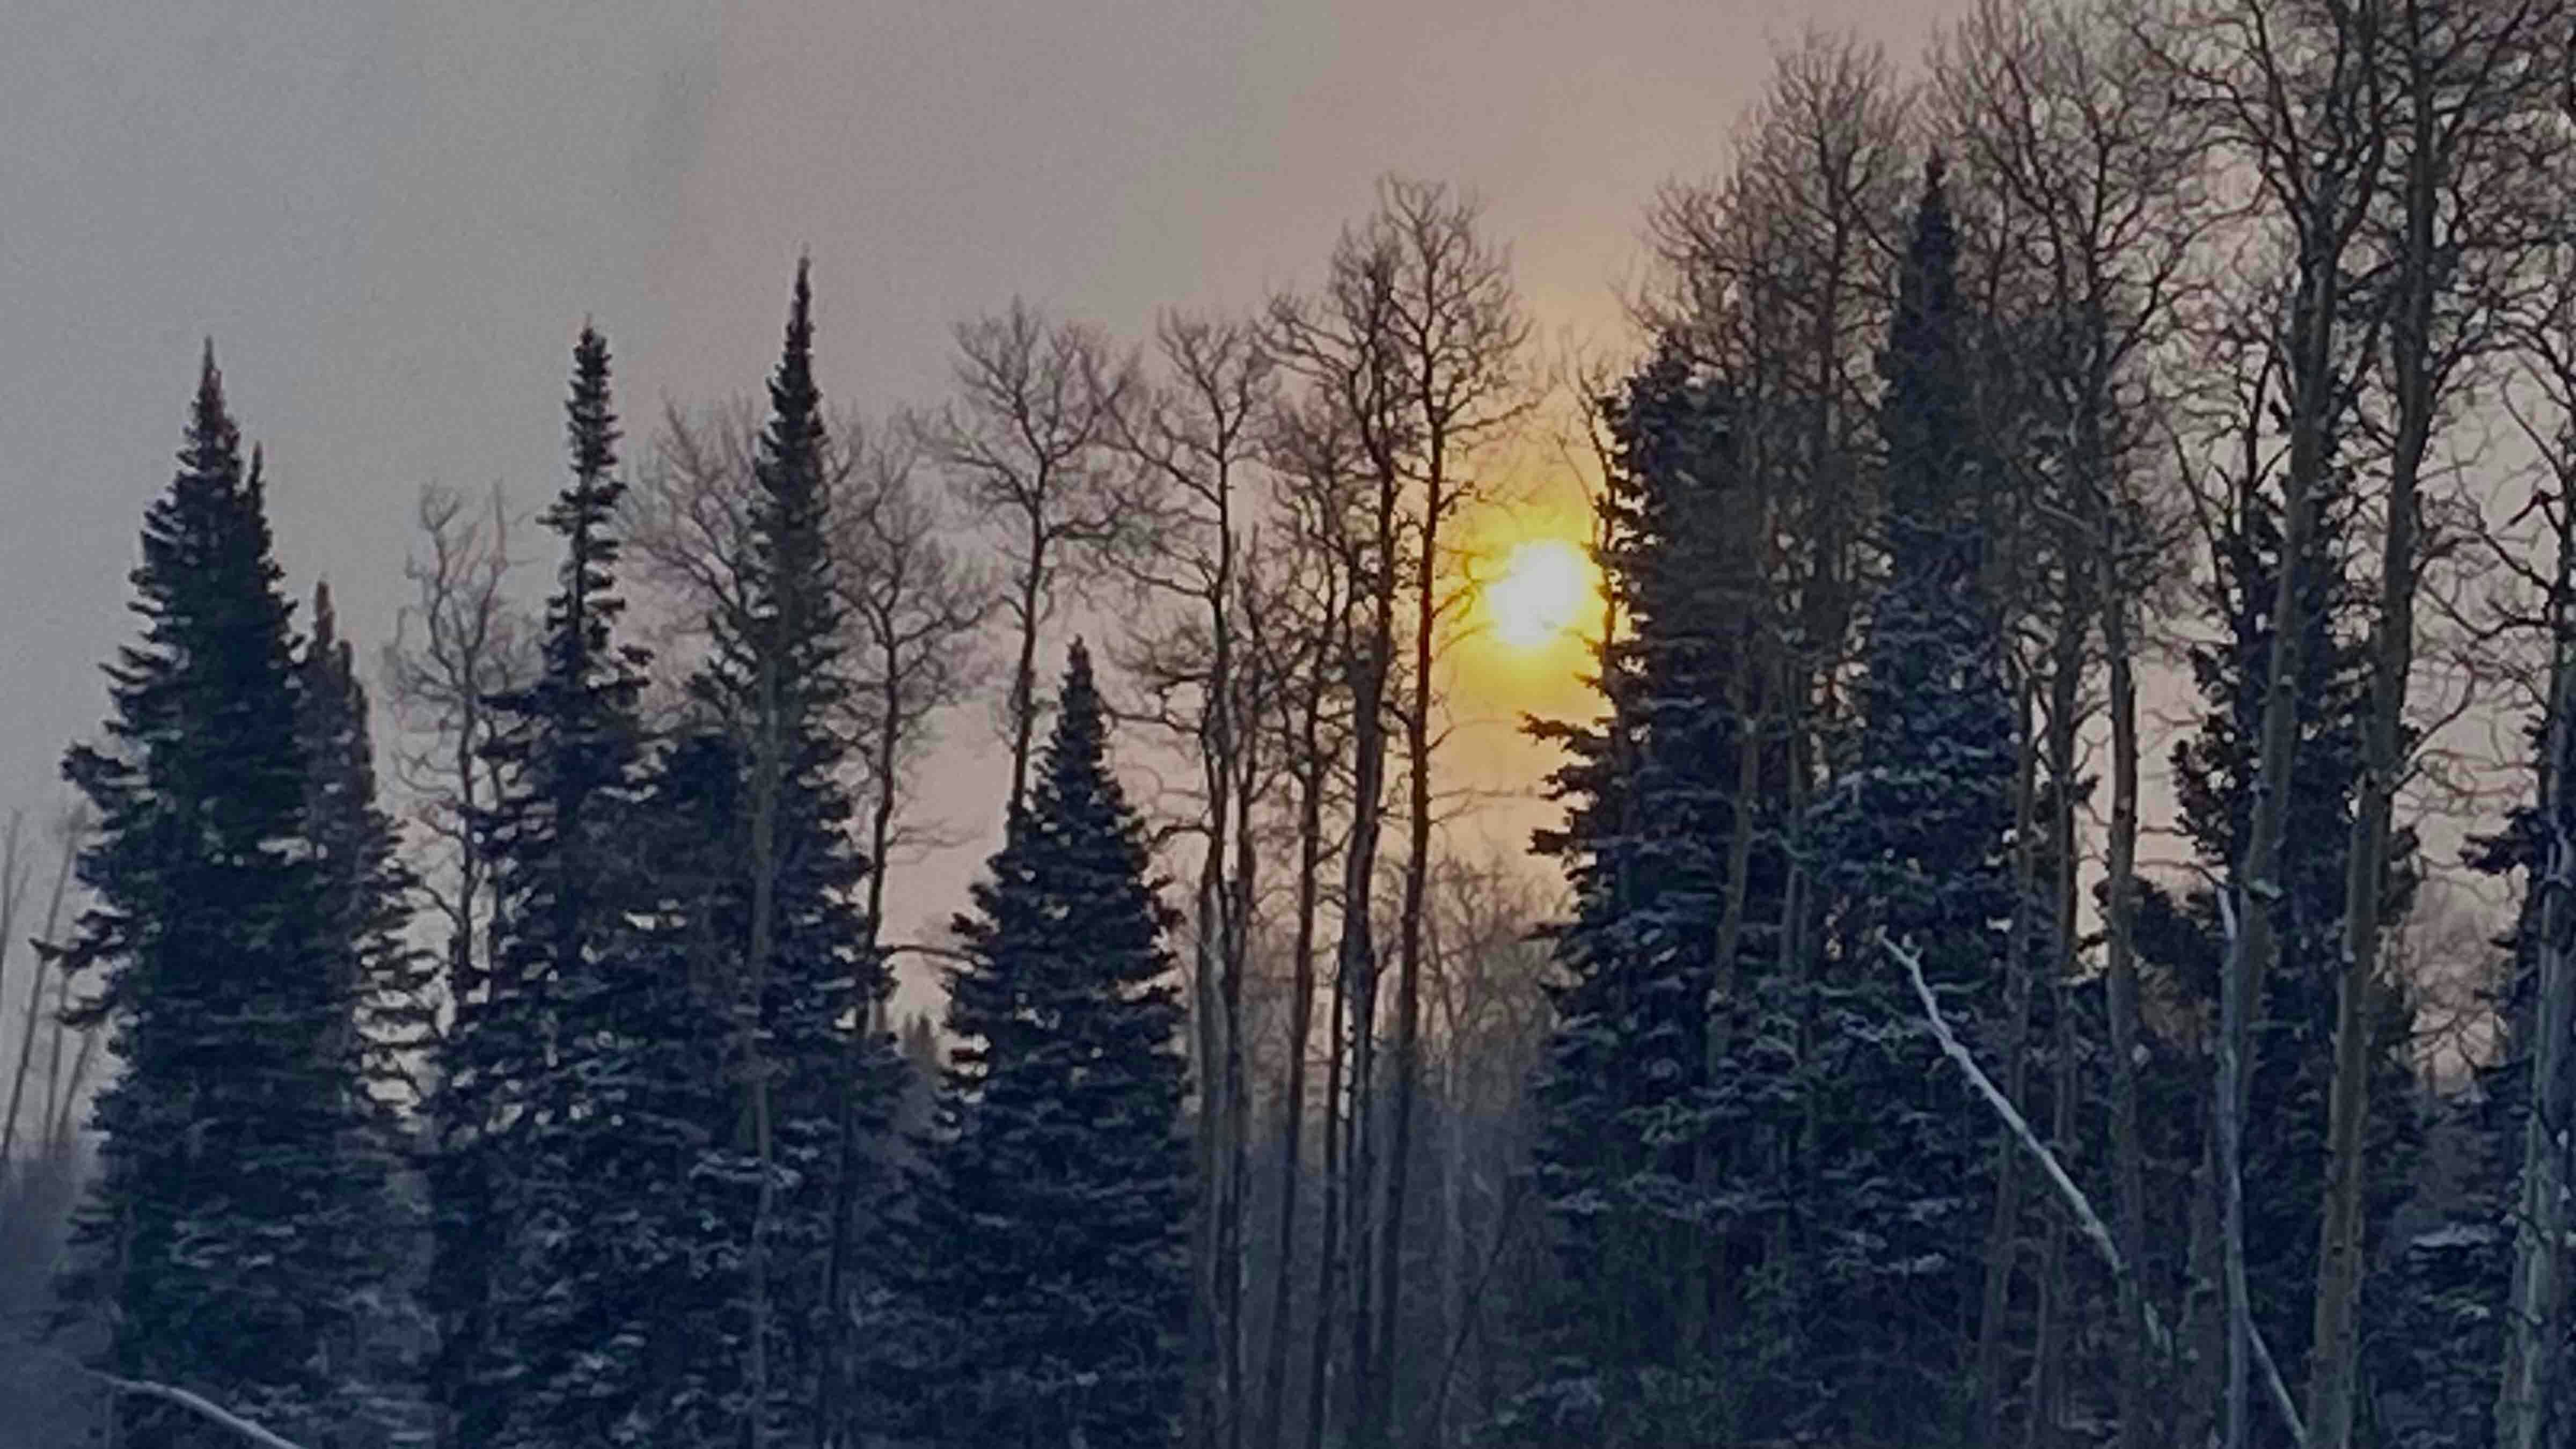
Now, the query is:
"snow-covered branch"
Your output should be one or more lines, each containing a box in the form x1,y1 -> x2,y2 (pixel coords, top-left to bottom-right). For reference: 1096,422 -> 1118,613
89,1372 -> 313,1449
1883,931 -> 2307,1448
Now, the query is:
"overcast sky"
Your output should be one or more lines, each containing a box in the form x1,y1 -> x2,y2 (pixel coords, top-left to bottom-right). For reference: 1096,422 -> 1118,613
2,0 -> 1959,1008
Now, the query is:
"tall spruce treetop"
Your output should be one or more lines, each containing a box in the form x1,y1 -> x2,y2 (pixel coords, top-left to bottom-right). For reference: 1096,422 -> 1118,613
675,260 -> 896,1445
479,321 -> 649,1015
1841,155 -> 2017,941
697,257 -> 846,744
468,320 -> 651,1136
56,346 -> 391,1447
1877,153 -> 1983,604
912,640 -> 1191,1449
448,323 -> 660,1449
1799,158 -> 2025,1445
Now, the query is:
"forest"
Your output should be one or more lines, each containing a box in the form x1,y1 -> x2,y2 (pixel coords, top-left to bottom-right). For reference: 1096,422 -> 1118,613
5,0 -> 2576,1446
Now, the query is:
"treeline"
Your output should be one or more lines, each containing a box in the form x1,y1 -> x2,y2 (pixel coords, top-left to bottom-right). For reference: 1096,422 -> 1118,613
16,1 -> 2576,1448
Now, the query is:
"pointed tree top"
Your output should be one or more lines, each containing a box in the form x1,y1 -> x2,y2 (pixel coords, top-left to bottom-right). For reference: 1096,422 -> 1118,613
183,340 -> 240,477
759,255 -> 825,504
777,256 -> 816,400
311,580 -> 337,649
1013,637 -> 1108,825
567,323 -> 618,482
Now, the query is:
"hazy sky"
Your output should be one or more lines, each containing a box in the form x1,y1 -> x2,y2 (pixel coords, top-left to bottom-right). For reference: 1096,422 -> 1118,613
2,0 -> 1958,1007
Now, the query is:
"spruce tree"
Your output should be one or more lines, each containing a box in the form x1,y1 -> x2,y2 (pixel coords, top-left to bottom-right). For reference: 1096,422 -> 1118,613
906,641 -> 1191,1449
1802,158 -> 2025,1446
619,727 -> 759,1444
435,324 -> 658,1449
298,582 -> 433,1112
677,260 -> 900,1444
295,580 -> 434,1446
54,347 -> 393,1448
1511,341 -> 1799,1445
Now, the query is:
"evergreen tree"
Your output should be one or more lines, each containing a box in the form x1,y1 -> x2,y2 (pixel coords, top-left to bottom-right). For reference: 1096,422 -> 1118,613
53,347 -> 395,1448
299,582 -> 433,1110
905,641 -> 1191,1448
1510,341 -> 1799,1445
434,324 -> 658,1449
601,725 -> 748,1447
294,580 -> 434,1447
677,260 -> 900,1444
1802,158 -> 2025,1446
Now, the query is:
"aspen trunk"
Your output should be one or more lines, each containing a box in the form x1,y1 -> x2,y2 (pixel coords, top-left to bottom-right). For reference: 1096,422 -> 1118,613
2307,21 -> 2436,1436
1265,649 -> 1332,1449
1376,452 -> 1443,1448
2498,481 -> 2576,1449
2101,524 -> 2154,1448
1306,871 -> 1355,1449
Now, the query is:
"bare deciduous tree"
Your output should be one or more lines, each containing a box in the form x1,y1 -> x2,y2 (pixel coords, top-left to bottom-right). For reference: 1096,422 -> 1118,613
818,417 -> 991,1448
380,482 -> 534,1020
2144,1 -> 2399,1437
1269,177 -> 1528,1449
918,300 -> 1138,815
1108,310 -> 1280,1449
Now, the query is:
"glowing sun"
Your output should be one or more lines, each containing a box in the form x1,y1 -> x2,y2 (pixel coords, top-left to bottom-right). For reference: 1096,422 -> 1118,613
1484,538 -> 1591,651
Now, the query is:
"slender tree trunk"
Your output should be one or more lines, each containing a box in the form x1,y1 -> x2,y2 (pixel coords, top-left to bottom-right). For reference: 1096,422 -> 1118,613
2309,33 -> 2438,1440
1266,680 -> 1330,1449
1339,459 -> 1399,1446
2499,462 -> 2576,1449
2026,676 -> 2085,1449
1191,734 -> 1232,1449
1223,722 -> 1258,1449
1006,525 -> 1049,817
2222,210 -> 2347,1449
2099,497 -> 2154,1449
0,818 -> 19,1160
1439,1056 -> 1467,1449
1377,457 -> 1444,1448
818,668 -> 907,1449
1308,877 -> 1354,1449
38,839 -> 80,1155
2,822 -> 71,1169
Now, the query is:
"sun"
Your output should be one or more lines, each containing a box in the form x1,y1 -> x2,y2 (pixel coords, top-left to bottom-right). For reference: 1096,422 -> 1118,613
1484,538 -> 1591,652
